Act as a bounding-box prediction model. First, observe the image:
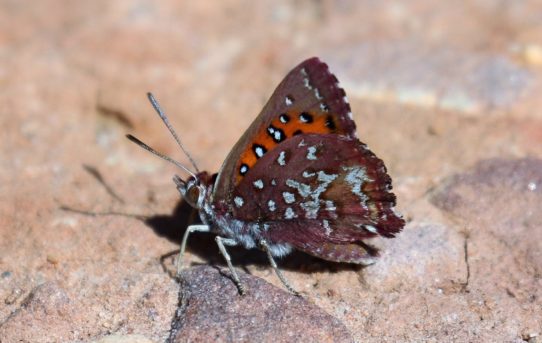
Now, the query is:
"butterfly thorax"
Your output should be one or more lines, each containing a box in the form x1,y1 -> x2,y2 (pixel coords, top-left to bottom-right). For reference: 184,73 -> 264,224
199,190 -> 263,251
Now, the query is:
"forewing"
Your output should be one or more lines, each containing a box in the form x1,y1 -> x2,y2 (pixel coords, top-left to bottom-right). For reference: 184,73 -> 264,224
213,57 -> 356,205
229,134 -> 404,246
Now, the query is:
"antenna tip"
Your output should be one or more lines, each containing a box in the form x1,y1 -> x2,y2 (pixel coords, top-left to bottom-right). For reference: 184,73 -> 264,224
126,134 -> 141,144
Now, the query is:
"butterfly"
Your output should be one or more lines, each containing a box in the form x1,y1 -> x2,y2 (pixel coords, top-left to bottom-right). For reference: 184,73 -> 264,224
127,57 -> 404,295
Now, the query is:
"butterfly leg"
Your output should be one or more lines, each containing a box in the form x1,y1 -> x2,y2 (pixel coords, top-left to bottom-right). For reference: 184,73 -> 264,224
259,239 -> 300,296
215,236 -> 245,295
177,224 -> 210,276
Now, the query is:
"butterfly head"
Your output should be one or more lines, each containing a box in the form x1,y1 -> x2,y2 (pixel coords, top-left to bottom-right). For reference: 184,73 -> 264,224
174,172 -> 212,209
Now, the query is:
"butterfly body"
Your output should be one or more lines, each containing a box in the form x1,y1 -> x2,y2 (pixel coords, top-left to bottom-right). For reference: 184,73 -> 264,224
179,172 -> 295,258
188,132 -> 402,262
131,57 -> 404,294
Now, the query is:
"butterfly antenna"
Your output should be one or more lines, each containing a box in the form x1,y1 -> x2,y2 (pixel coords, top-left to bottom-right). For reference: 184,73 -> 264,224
126,134 -> 197,180
147,92 -> 201,174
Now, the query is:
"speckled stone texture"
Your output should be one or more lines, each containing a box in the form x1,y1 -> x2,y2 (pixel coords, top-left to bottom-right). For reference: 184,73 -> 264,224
169,266 -> 352,343
1,1 -> 542,342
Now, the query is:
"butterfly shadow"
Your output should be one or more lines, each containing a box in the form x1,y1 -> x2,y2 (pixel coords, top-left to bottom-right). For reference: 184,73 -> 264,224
144,199 -> 366,277
64,164 -> 362,280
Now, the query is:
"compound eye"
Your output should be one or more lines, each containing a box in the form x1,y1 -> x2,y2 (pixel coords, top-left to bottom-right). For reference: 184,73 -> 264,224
187,185 -> 200,202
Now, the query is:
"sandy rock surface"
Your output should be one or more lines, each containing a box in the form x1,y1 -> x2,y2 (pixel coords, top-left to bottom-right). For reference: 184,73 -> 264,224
1,1 -> 541,342
170,266 -> 353,342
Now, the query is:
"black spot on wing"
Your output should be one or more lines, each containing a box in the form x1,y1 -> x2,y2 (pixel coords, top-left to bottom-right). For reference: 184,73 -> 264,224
299,112 -> 313,123
325,116 -> 336,131
279,114 -> 290,123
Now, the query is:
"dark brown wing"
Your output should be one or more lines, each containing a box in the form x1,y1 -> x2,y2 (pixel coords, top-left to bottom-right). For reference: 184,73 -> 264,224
225,134 -> 404,261
212,57 -> 356,208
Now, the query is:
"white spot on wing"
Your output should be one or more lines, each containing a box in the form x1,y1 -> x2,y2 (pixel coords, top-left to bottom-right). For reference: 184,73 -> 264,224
253,179 -> 264,189
285,96 -> 293,106
286,171 -> 338,219
314,88 -> 323,100
343,166 -> 372,208
317,171 -> 338,183
282,192 -> 295,204
325,200 -> 336,212
347,111 -> 353,120
302,170 -> 315,178
277,151 -> 286,166
268,200 -> 276,212
285,207 -> 297,219
323,220 -> 332,236
303,78 -> 312,90
306,146 -> 317,160
255,146 -> 265,158
234,196 -> 244,208
285,179 -> 311,198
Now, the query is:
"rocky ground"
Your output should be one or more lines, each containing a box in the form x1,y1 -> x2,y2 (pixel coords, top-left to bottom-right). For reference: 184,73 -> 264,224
1,1 -> 541,342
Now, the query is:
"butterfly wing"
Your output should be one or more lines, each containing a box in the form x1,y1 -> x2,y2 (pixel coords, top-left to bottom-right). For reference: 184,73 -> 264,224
210,57 -> 404,262
212,57 -> 356,207
226,134 -> 404,262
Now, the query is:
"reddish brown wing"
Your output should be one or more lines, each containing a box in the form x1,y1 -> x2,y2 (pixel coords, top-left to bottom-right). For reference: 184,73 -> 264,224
212,57 -> 356,208
227,134 -> 404,261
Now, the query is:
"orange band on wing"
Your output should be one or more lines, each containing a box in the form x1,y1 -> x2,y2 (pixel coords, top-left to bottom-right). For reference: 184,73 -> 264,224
235,110 -> 343,183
